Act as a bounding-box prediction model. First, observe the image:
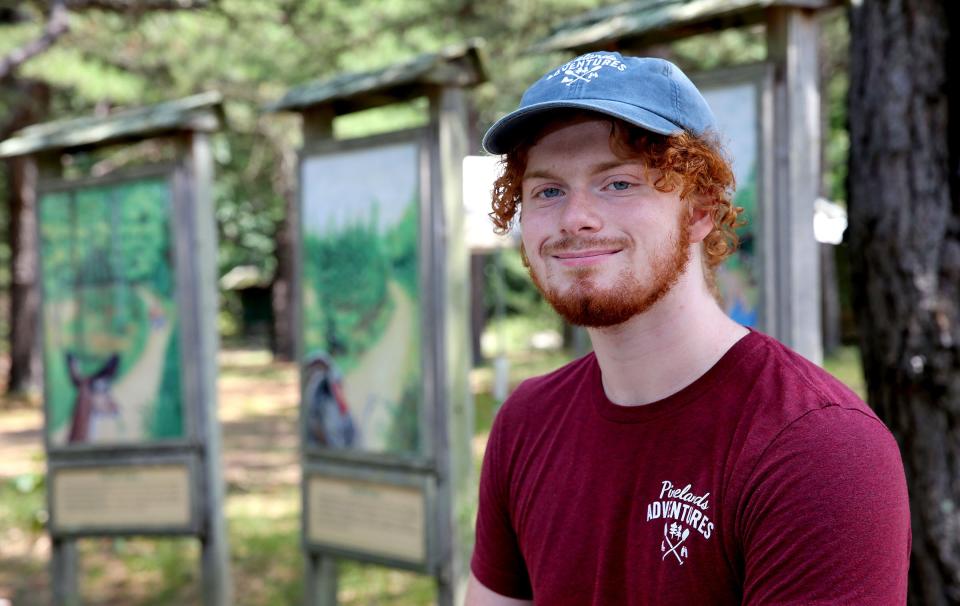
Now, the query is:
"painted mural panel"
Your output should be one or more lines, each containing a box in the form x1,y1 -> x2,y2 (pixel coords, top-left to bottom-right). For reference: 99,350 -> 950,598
40,177 -> 183,446
700,81 -> 762,328
300,142 -> 421,456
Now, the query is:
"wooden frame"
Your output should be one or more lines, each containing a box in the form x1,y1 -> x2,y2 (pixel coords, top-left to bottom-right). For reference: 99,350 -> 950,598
33,134 -> 229,606
692,62 -> 776,334
295,124 -> 462,579
1,93 -> 231,606
36,164 -> 203,455
273,43 -> 483,606
292,92 -> 475,606
47,455 -> 201,537
296,126 -> 435,467
766,5 -> 823,363
301,462 -> 438,572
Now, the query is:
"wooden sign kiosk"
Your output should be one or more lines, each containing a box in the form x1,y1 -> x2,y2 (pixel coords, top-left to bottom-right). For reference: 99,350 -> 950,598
533,0 -> 840,363
267,42 -> 484,605
0,92 -> 231,606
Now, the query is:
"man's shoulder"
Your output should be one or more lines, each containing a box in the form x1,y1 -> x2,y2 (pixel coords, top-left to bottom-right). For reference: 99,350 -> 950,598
744,331 -> 875,418
733,331 -> 894,464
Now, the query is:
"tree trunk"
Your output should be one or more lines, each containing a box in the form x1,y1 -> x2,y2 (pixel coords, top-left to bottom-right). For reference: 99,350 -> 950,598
4,80 -> 49,396
848,1 -> 960,604
271,146 -> 297,361
820,242 -> 841,356
6,155 -> 42,395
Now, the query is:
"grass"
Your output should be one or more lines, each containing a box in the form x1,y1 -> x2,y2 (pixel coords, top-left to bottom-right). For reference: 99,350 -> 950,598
0,319 -> 867,605
823,345 -> 866,399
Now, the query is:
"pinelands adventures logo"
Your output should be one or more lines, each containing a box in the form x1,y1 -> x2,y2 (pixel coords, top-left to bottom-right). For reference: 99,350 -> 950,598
546,53 -> 627,86
645,480 -> 715,566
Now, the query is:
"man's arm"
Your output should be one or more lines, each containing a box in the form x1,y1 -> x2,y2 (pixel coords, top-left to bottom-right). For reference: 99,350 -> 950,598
465,573 -> 533,606
741,406 -> 911,605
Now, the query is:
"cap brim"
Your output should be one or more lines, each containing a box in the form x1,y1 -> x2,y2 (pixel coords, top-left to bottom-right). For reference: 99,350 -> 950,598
482,99 -> 682,155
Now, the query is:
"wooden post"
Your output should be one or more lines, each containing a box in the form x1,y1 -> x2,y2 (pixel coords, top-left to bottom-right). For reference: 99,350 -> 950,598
35,152 -> 79,606
767,6 -> 823,363
183,131 -> 234,606
305,554 -> 338,606
51,537 -> 79,606
429,85 -> 473,606
299,106 -> 339,606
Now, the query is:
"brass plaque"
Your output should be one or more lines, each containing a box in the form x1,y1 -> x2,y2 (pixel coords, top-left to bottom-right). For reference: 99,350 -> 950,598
52,464 -> 192,530
307,474 -> 425,563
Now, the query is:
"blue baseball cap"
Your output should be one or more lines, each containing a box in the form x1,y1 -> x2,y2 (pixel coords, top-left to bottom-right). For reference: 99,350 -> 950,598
482,52 -> 717,155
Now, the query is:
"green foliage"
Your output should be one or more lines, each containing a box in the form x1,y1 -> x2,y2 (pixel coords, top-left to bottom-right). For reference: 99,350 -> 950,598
303,216 -> 392,371
820,9 -> 850,205
384,375 -> 421,453
482,247 -> 556,321
734,164 -> 758,219
823,344 -> 865,400
382,196 -> 420,300
149,327 -> 183,438
39,179 -> 172,303
670,27 -> 766,72
0,473 -> 47,535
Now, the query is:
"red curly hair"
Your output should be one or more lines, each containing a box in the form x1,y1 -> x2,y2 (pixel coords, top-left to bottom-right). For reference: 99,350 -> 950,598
489,112 -> 743,273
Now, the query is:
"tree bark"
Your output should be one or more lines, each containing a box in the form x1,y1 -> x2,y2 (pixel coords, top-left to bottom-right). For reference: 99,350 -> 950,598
7,155 -> 42,395
270,146 -> 296,361
3,80 -> 50,396
0,0 -> 68,81
848,1 -> 960,604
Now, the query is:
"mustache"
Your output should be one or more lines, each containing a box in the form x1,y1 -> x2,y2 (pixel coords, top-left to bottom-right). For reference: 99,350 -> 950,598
541,236 -> 630,255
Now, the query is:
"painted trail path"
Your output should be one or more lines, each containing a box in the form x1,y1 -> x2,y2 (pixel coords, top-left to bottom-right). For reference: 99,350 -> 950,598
342,280 -> 416,451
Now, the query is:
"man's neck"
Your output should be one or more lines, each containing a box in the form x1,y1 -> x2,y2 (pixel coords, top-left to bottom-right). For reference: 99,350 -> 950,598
586,271 -> 749,406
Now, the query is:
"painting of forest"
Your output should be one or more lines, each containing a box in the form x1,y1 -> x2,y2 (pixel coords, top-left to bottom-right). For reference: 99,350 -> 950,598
39,176 -> 184,447
701,80 -> 762,328
300,142 -> 421,456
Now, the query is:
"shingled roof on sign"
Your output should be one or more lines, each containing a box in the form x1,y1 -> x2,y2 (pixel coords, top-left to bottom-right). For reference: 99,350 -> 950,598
265,40 -> 486,116
0,91 -> 224,159
531,0 -> 840,53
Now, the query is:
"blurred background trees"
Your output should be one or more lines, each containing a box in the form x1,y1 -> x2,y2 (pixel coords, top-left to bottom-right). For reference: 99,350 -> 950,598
0,0 -> 620,392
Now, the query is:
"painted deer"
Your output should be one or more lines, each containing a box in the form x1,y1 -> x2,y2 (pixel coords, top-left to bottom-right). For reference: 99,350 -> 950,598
66,352 -> 120,443
61,287 -> 174,444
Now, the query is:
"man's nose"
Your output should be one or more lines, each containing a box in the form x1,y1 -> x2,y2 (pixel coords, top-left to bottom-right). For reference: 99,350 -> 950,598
559,189 -> 602,234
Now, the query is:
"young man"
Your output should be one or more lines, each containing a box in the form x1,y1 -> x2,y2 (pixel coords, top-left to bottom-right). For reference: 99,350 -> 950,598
466,52 -> 910,605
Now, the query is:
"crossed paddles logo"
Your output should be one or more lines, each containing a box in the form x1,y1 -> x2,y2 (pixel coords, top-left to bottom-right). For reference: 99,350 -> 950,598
560,63 -> 603,85
661,522 -> 690,565
646,479 -> 715,567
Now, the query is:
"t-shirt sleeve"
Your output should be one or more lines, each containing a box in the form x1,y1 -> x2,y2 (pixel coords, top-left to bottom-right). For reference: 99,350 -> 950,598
740,405 -> 911,605
470,406 -> 534,599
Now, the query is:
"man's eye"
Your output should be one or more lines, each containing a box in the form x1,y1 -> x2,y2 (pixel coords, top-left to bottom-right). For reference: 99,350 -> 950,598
607,180 -> 632,191
538,187 -> 563,199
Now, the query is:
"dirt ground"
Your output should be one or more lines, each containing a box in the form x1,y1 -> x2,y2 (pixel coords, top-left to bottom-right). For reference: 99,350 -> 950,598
0,348 -> 302,605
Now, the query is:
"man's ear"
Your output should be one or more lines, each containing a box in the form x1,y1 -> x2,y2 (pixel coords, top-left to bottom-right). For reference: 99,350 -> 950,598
687,200 -> 714,244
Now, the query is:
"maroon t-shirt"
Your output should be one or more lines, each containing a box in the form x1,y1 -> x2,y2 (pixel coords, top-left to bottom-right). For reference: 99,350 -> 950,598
471,331 -> 910,605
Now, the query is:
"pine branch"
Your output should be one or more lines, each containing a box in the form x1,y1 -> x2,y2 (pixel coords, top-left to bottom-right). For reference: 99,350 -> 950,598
64,0 -> 210,10
0,0 -> 69,81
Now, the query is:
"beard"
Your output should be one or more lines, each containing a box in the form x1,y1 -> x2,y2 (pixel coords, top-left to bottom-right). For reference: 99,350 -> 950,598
526,221 -> 691,328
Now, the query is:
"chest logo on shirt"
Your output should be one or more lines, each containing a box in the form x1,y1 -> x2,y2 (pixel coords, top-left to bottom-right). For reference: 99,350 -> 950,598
645,480 -> 715,566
